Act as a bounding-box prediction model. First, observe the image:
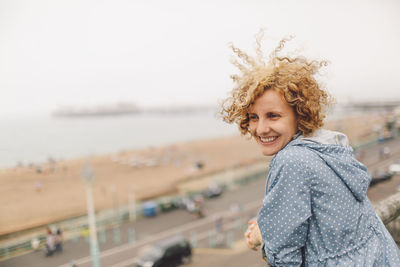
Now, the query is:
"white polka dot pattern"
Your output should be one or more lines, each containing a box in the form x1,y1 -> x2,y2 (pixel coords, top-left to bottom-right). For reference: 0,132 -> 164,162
257,132 -> 400,266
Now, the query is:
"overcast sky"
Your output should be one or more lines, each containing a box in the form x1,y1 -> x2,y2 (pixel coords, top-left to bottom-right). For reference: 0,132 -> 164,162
1,0 -> 399,117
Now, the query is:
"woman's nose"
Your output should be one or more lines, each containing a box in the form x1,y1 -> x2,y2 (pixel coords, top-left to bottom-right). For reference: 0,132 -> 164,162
256,119 -> 271,135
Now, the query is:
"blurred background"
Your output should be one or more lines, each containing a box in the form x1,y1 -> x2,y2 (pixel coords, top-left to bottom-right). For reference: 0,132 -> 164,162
1,0 -> 400,267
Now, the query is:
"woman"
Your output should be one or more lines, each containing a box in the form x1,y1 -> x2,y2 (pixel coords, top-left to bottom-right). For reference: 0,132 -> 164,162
220,34 -> 400,266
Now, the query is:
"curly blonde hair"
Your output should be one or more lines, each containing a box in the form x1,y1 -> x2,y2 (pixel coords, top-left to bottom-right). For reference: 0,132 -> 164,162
220,33 -> 332,137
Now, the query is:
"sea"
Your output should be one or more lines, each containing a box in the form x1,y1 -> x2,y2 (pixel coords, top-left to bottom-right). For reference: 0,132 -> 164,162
0,111 -> 238,169
0,105 -> 364,169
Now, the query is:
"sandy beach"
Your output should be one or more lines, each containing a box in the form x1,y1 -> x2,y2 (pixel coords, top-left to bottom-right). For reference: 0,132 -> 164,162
0,113 -> 386,236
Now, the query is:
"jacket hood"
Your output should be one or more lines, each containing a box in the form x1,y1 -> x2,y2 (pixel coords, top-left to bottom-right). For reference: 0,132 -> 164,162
289,129 -> 370,201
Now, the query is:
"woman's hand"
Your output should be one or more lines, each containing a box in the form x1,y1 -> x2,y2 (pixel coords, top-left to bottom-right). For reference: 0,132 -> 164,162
244,219 -> 262,251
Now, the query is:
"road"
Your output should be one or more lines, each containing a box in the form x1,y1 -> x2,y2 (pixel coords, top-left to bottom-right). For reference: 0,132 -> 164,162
1,172 -> 266,267
2,137 -> 400,267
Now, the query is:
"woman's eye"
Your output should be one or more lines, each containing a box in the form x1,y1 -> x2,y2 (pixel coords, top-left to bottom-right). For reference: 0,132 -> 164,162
248,114 -> 258,120
268,113 -> 280,119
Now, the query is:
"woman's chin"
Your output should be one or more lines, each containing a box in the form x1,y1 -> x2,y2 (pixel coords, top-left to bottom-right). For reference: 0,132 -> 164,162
257,139 -> 280,156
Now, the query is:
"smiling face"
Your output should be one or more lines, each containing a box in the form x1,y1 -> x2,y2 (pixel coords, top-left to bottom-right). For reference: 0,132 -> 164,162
248,89 -> 298,156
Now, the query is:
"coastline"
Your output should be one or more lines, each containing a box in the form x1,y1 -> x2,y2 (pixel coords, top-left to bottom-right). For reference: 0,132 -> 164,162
0,135 -> 263,235
0,113 -> 385,235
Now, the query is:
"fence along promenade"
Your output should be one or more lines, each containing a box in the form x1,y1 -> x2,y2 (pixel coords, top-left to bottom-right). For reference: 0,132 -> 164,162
0,161 -> 267,261
1,169 -> 400,263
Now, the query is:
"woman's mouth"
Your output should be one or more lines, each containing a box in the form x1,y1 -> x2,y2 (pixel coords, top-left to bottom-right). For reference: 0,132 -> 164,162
259,136 -> 279,143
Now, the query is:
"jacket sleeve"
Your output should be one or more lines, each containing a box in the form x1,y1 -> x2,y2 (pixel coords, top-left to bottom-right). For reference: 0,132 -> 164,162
257,157 -> 312,266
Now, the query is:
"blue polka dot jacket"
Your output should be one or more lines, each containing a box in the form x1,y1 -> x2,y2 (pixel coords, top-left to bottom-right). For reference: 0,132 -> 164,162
257,130 -> 400,266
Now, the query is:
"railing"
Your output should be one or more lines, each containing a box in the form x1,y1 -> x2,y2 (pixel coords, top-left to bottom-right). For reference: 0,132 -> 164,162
0,163 -> 268,261
1,176 -> 399,262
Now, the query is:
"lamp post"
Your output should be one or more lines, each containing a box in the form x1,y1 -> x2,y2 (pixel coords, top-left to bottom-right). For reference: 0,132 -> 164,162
128,185 -> 136,221
110,184 -> 118,220
82,162 -> 101,267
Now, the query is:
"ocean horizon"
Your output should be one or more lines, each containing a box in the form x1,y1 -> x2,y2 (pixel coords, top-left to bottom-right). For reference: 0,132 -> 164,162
0,111 -> 238,169
0,105 -> 364,169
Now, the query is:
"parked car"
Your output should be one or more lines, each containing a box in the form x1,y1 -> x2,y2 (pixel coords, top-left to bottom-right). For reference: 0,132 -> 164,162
202,184 -> 222,198
370,170 -> 393,186
135,235 -> 192,267
389,162 -> 400,175
158,197 -> 179,212
377,132 -> 393,143
142,201 -> 158,217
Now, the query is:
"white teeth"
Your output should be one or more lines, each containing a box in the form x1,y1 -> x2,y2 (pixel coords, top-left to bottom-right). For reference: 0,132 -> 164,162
260,136 -> 277,142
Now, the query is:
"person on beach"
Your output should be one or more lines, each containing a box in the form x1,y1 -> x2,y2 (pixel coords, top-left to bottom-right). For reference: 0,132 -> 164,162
219,33 -> 400,266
